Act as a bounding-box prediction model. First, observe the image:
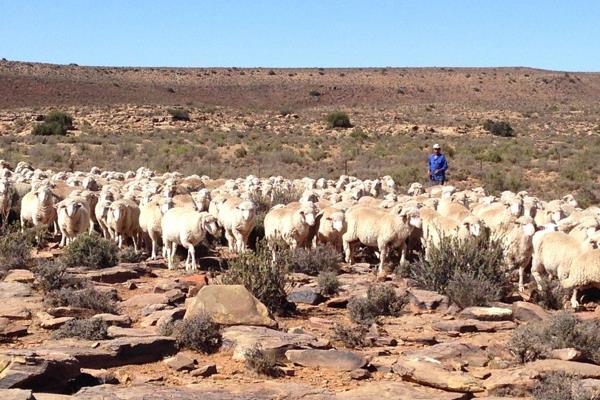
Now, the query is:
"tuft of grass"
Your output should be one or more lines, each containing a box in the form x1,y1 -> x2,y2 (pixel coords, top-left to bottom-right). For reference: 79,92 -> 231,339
348,284 -> 406,325
52,318 -> 109,341
318,270 -> 340,296
288,245 -> 341,276
332,323 -> 368,349
62,233 -> 118,269
244,344 -> 282,377
175,312 -> 222,353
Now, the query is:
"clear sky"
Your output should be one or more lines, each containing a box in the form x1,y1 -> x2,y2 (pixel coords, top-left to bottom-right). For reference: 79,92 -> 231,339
1,0 -> 599,71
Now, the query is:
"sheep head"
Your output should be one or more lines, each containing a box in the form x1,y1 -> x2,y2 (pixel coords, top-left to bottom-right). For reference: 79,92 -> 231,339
461,215 -> 482,237
66,200 -> 84,218
515,216 -> 536,237
236,201 -> 256,221
200,213 -> 220,236
36,186 -> 53,204
399,207 -> 422,229
297,203 -> 318,226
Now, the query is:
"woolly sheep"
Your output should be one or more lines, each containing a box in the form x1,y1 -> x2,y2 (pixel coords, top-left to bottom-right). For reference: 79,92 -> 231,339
264,201 -> 319,256
500,216 -> 537,292
219,197 -> 256,253
139,195 -> 173,260
56,197 -> 91,247
0,179 -> 12,228
161,208 -> 220,270
559,232 -> 600,308
20,184 -> 57,238
107,199 -> 141,250
315,206 -> 346,252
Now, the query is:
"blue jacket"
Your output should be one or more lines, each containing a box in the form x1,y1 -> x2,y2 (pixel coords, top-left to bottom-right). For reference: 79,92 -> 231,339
428,153 -> 448,181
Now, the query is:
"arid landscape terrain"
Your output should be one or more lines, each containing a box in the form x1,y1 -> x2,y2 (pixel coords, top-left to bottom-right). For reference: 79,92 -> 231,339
0,60 -> 600,400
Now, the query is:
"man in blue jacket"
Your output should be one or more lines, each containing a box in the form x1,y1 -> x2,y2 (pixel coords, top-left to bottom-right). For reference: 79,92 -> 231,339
428,143 -> 448,185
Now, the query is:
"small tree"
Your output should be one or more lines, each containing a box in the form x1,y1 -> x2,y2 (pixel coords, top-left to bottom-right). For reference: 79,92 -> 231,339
31,111 -> 74,136
483,120 -> 514,137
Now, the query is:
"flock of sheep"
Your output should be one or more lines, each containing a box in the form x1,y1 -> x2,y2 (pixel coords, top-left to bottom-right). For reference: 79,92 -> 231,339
2,160 -> 600,309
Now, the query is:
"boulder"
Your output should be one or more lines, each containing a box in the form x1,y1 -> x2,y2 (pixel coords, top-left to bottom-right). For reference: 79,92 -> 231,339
287,289 -> 324,305
222,325 -> 321,361
407,289 -> 449,312
191,364 -> 217,377
140,307 -> 185,328
512,301 -> 549,322
459,306 -> 513,321
0,299 -> 37,320
164,354 -> 195,371
0,319 -> 29,339
0,283 -> 32,299
392,358 -> 484,393
403,341 -> 488,368
285,349 -> 367,371
184,285 -> 276,327
92,313 -> 131,327
107,326 -> 158,338
548,348 -> 582,361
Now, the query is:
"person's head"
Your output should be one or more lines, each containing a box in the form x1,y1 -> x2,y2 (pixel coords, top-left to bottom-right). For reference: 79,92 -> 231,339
433,143 -> 441,154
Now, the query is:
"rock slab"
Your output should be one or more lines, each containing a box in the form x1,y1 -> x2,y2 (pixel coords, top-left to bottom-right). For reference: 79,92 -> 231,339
285,349 -> 367,371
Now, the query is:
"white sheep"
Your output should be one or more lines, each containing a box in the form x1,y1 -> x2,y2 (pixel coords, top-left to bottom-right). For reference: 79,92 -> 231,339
342,204 -> 421,277
161,208 -> 220,270
107,199 -> 141,250
264,201 -> 319,256
559,232 -> 600,308
20,184 -> 57,239
219,197 -> 256,253
139,195 -> 173,260
500,216 -> 537,292
56,197 -> 91,247
315,206 -> 346,252
0,179 -> 12,229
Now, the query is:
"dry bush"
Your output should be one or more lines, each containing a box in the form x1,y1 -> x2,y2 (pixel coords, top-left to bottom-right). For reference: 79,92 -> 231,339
0,228 -> 34,272
244,344 -> 282,377
118,248 -> 144,263
47,286 -> 118,314
532,371 -> 600,400
348,283 -> 406,325
62,233 -> 118,269
332,323 -> 368,349
326,111 -> 352,128
53,318 -> 109,341
174,312 -> 222,353
318,270 -> 340,296
288,245 -> 341,275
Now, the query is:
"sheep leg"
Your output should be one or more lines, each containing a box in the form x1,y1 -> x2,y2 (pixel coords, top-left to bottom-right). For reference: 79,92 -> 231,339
342,234 -> 353,264
570,288 -> 580,309
118,234 -> 123,249
224,229 -> 236,252
183,243 -> 196,271
530,256 -> 545,292
151,240 -> 157,260
233,230 -> 245,253
399,242 -> 408,265
169,242 -> 177,270
377,243 -> 388,277
132,235 -> 138,252
518,265 -> 525,292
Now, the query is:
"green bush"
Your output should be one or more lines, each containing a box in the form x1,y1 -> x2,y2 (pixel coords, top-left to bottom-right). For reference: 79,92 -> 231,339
118,248 -> 144,263
62,233 -> 118,269
244,344 -> 282,377
45,111 -> 74,129
168,108 -> 190,121
0,229 -> 33,271
288,245 -> 341,275
53,318 -> 109,341
31,111 -> 73,136
332,323 -> 368,349
47,286 -> 118,314
409,233 -> 510,308
221,240 -> 293,315
326,111 -> 352,129
175,312 -> 222,353
532,371 -> 599,400
348,284 -> 406,325
483,119 -> 514,137
508,311 -> 600,364
234,147 -> 248,158
318,270 -> 340,296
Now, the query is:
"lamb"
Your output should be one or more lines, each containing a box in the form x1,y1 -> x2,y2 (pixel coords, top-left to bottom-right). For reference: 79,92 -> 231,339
139,196 -> 174,260
20,185 -> 57,238
315,206 -> 346,252
559,232 -> 600,308
342,204 -> 421,276
107,199 -> 141,250
161,208 -> 220,270
530,230 -> 596,293
264,201 -> 319,256
219,197 -> 256,253
501,216 -> 537,292
56,197 -> 91,247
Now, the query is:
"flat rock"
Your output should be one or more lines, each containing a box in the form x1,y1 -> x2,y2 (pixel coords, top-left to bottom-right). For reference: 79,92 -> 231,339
92,313 -> 131,327
512,301 -> 549,322
164,354 -> 195,371
46,307 -> 93,318
530,359 -> 600,378
191,363 -> 217,377
433,319 -> 478,333
392,358 -> 484,393
0,282 -> 31,299
39,316 -> 74,329
0,298 -> 39,320
549,348 -> 582,361
287,289 -> 324,305
338,381 -> 467,400
349,369 -> 370,380
0,389 -> 34,400
459,306 -> 513,321
403,341 -> 488,368
286,349 -> 366,371
222,325 -> 321,361
0,350 -> 80,392
140,307 -> 185,328
0,319 -> 29,339
120,293 -> 170,309
3,270 -> 34,284
325,295 -> 351,308
107,326 -> 158,338
71,264 -> 152,284
184,285 -> 276,327
407,289 -> 449,312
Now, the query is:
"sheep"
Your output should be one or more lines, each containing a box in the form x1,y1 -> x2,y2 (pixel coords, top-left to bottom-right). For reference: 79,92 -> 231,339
20,185 -> 57,238
264,201 -> 319,257
315,206 -> 346,252
0,179 -> 12,229
342,204 -> 421,277
192,189 -> 211,212
407,182 -> 425,196
161,208 -> 220,270
56,197 -> 91,247
500,216 -> 537,292
474,197 -> 523,231
530,230 -> 596,293
139,196 -> 173,260
558,232 -> 600,308
107,199 -> 141,250
95,191 -> 115,239
219,197 -> 256,253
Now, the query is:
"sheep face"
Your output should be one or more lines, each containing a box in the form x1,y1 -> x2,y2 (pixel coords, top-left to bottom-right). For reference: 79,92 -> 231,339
509,199 -> 523,216
36,187 -> 52,204
400,208 -> 422,229
327,212 -> 345,232
201,215 -> 220,236
66,201 -> 84,218
160,199 -> 174,215
0,181 -> 8,194
461,216 -> 482,237
298,205 -> 317,227
516,216 -> 536,237
237,201 -> 256,221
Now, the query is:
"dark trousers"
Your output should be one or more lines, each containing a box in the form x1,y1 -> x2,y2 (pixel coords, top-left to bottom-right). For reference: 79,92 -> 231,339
429,177 -> 445,186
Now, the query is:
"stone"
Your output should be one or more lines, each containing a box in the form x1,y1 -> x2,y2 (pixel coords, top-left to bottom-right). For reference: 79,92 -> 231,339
120,293 -> 170,308
407,289 -> 449,311
309,317 -> 336,328
222,325 -> 321,361
140,303 -> 170,316
164,354 -> 196,371
163,289 -> 186,304
190,363 -> 217,377
0,350 -> 80,392
0,282 -> 32,299
287,289 -> 324,305
71,264 -> 152,284
349,369 -> 370,380
92,313 -> 131,327
178,273 -> 208,287
403,341 -> 488,370
459,306 -> 513,321
338,381 -> 467,399
80,368 -> 118,384
512,301 -> 549,322
392,358 -> 484,393
325,295 -> 350,308
397,332 -> 438,345
184,285 -> 276,327
530,359 -> 600,378
3,270 -> 34,284
0,319 -> 29,339
432,319 -> 478,333
46,307 -> 93,318
40,316 -> 74,329
0,389 -> 34,400
285,349 -> 367,371
549,348 -> 582,361
107,326 -> 158,338
483,366 -> 540,396
140,307 -> 185,328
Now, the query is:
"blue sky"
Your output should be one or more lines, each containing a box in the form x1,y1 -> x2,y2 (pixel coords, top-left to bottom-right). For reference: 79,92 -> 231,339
1,1 -> 599,71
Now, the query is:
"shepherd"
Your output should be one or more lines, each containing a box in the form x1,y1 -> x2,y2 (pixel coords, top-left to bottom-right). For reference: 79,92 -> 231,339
428,143 -> 448,185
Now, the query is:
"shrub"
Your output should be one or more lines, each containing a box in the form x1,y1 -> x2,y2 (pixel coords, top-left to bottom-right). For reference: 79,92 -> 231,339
288,245 -> 341,275
46,286 -> 117,314
33,260 -> 84,293
318,270 -> 340,296
244,344 -> 282,377
508,311 -> 600,364
221,240 -> 293,315
53,318 -> 109,341
326,112 -> 352,129
0,229 -> 33,271
175,312 -> 222,353
483,119 -> 514,137
62,233 -> 118,269
234,147 -> 248,158
32,121 -> 67,136
158,320 -> 178,337
168,108 -> 190,121
532,371 -> 599,400
309,90 -> 321,97
45,111 -> 74,129
118,248 -> 144,263
332,323 -> 368,349
409,233 -> 510,308
348,284 -> 406,325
